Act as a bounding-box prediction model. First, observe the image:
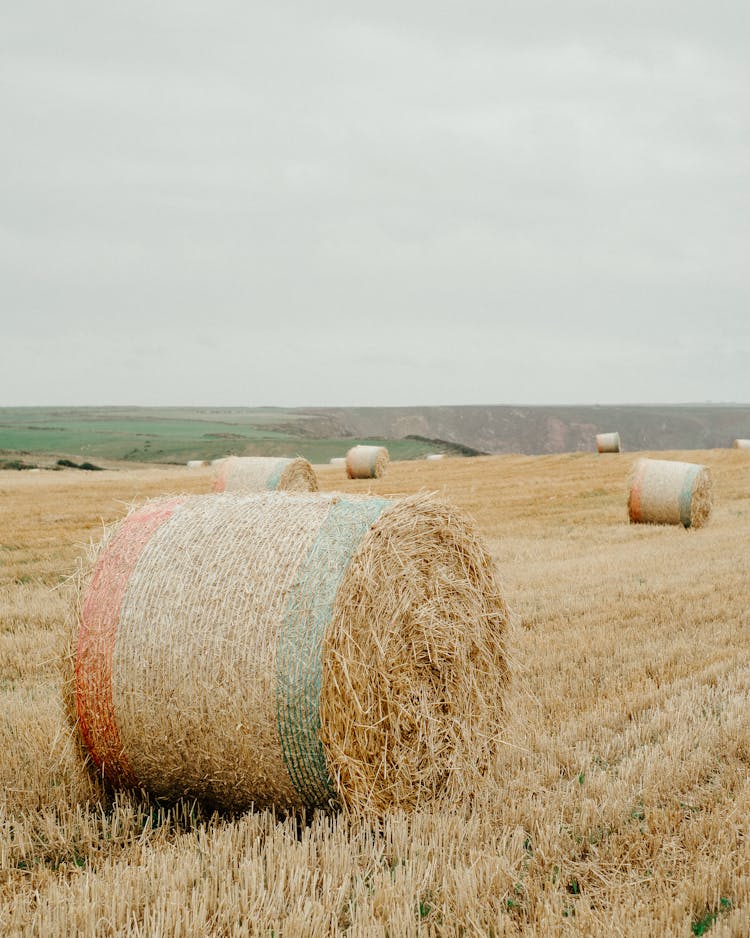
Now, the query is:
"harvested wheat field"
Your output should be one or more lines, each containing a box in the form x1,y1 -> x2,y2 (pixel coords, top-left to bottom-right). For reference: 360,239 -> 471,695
2,450 -> 750,936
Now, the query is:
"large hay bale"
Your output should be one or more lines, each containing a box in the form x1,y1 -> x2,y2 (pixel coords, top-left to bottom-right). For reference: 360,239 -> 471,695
733,439 -> 750,450
627,457 -> 712,528
425,453 -> 445,461
596,432 -> 621,453
73,493 -> 509,814
186,459 -> 208,469
345,445 -> 389,479
214,456 -> 318,493
329,457 -> 346,468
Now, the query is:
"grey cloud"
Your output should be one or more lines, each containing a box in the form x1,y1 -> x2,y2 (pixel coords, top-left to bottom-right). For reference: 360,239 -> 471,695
1,2 -> 748,405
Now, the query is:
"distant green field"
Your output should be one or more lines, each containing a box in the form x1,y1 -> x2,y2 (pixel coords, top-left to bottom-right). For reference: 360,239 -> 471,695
0,407 -> 448,465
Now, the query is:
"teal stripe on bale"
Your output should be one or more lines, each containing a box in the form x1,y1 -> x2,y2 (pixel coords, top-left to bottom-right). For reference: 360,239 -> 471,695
266,459 -> 290,491
276,496 -> 391,808
678,463 -> 701,528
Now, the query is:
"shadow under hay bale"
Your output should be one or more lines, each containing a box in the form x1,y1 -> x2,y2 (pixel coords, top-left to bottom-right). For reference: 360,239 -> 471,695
596,432 -> 621,453
213,456 -> 318,493
72,492 -> 510,816
627,457 -> 713,528
345,445 -> 389,479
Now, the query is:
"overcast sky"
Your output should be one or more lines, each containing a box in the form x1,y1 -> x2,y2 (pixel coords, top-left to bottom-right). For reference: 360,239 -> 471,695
2,2 -> 749,407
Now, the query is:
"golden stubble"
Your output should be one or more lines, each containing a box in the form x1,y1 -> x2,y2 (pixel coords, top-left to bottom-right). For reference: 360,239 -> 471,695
1,451 -> 750,935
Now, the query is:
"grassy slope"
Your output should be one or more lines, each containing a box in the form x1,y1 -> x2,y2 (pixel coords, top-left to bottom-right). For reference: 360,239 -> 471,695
0,408 -> 443,465
2,404 -> 750,465
1,450 -> 750,934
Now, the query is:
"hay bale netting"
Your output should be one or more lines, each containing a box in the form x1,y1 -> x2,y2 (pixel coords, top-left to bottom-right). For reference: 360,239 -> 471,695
186,459 -> 208,469
733,439 -> 750,450
72,492 -> 510,815
329,457 -> 347,468
596,432 -> 621,453
345,445 -> 389,480
627,457 -> 713,528
214,456 -> 318,493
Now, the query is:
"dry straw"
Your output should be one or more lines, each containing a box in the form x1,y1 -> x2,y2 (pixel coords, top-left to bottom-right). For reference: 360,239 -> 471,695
596,431 -> 621,453
73,492 -> 510,815
345,445 -> 389,479
628,457 -> 713,528
213,456 -> 318,493
733,439 -> 750,449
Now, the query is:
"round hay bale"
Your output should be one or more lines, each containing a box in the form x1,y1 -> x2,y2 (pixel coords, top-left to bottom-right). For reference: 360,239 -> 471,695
345,445 -> 389,480
186,460 -> 208,469
596,432 -> 621,453
627,457 -> 713,528
733,439 -> 750,450
425,453 -> 445,461
214,456 -> 318,493
329,457 -> 347,468
73,492 -> 510,815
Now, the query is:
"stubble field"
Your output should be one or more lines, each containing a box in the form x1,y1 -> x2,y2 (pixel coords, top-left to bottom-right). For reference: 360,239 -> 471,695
1,450 -> 749,936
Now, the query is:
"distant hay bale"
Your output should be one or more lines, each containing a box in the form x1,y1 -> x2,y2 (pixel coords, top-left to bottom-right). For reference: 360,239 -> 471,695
329,457 -> 347,468
596,432 -> 621,453
345,445 -> 389,479
627,457 -> 713,528
214,456 -> 318,493
425,453 -> 445,461
72,492 -> 510,815
733,439 -> 750,450
186,460 -> 208,469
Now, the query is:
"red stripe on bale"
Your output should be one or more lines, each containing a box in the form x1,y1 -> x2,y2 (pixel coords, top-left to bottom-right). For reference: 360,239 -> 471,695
75,497 -> 185,786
